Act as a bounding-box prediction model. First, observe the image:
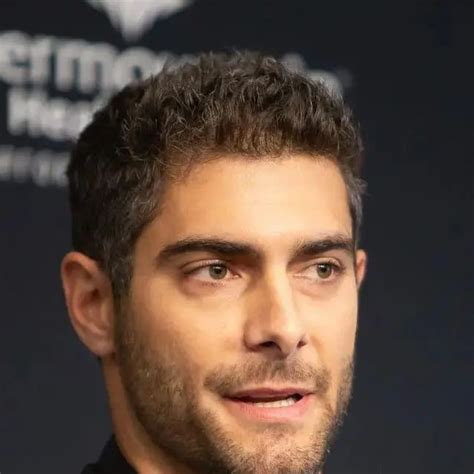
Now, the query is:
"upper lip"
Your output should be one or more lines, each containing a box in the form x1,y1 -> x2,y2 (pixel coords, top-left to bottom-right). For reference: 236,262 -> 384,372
226,387 -> 313,399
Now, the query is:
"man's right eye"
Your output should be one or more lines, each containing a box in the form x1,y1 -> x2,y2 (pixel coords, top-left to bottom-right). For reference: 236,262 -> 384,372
185,262 -> 237,282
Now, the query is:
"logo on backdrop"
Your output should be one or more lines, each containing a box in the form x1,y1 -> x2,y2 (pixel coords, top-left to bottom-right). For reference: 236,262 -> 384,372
85,0 -> 192,41
0,1 -> 352,189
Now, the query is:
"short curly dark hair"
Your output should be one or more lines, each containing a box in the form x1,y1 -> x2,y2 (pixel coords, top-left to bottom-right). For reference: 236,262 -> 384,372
67,51 -> 365,300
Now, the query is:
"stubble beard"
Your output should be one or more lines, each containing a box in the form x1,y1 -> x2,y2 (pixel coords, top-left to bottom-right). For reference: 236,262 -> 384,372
115,308 -> 354,474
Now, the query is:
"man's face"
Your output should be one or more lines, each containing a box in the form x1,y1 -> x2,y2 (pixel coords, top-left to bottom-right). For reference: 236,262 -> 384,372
116,155 -> 366,473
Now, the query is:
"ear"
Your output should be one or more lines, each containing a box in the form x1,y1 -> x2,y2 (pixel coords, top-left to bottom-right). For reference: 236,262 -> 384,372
60,251 -> 115,357
355,249 -> 367,290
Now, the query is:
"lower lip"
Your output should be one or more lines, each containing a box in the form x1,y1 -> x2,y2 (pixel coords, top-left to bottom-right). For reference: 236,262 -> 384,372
222,394 -> 315,423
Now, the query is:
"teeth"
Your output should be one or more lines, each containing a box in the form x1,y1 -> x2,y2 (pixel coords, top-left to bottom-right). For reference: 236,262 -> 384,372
250,396 -> 298,408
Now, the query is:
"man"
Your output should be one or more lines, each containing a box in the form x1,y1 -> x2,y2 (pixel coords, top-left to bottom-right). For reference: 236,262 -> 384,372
61,51 -> 367,474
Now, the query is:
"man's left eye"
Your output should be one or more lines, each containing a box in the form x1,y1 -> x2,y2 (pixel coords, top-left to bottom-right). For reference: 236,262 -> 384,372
315,263 -> 335,279
206,264 -> 229,280
300,261 -> 343,281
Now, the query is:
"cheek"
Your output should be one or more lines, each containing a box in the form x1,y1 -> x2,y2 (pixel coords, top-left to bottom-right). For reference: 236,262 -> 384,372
303,283 -> 358,393
305,289 -> 357,352
131,277 -> 239,384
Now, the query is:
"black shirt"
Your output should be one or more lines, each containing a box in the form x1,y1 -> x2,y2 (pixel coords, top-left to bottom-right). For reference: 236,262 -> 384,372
81,436 -> 136,474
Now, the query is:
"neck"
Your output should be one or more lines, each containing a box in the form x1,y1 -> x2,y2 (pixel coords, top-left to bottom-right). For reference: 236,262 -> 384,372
102,357 -> 195,474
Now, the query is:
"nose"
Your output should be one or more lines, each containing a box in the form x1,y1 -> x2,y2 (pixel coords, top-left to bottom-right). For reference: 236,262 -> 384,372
243,270 -> 308,358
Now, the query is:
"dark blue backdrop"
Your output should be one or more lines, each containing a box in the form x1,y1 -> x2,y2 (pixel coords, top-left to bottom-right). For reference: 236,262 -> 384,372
0,1 -> 472,473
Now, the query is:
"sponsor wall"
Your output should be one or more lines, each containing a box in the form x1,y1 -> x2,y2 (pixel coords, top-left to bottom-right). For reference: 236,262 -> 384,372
0,1 -> 471,473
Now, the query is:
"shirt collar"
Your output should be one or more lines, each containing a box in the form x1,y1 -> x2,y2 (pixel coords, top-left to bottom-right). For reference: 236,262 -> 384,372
91,435 -> 136,474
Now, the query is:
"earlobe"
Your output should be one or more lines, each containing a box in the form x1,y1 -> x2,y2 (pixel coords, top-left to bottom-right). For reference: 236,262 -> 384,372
60,252 -> 115,357
355,249 -> 368,289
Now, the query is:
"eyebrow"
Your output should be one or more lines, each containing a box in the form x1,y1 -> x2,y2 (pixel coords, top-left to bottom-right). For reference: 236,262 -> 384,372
292,235 -> 355,259
155,233 -> 354,265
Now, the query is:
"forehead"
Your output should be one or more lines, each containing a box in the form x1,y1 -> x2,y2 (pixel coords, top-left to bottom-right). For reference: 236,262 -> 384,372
149,155 -> 352,248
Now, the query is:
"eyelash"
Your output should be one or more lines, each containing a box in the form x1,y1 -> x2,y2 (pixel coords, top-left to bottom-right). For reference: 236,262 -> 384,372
184,259 -> 346,285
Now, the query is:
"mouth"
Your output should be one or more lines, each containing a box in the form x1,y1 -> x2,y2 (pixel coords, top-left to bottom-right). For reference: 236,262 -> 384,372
222,388 -> 315,422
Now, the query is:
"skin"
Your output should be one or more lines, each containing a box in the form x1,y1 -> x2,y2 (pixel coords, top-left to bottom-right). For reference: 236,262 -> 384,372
61,155 -> 367,474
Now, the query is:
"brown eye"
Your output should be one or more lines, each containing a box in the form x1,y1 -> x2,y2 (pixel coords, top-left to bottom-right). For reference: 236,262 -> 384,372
208,264 -> 228,280
316,263 -> 334,279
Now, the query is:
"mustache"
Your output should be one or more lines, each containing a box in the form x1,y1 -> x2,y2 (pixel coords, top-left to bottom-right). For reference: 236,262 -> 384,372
204,359 -> 331,396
